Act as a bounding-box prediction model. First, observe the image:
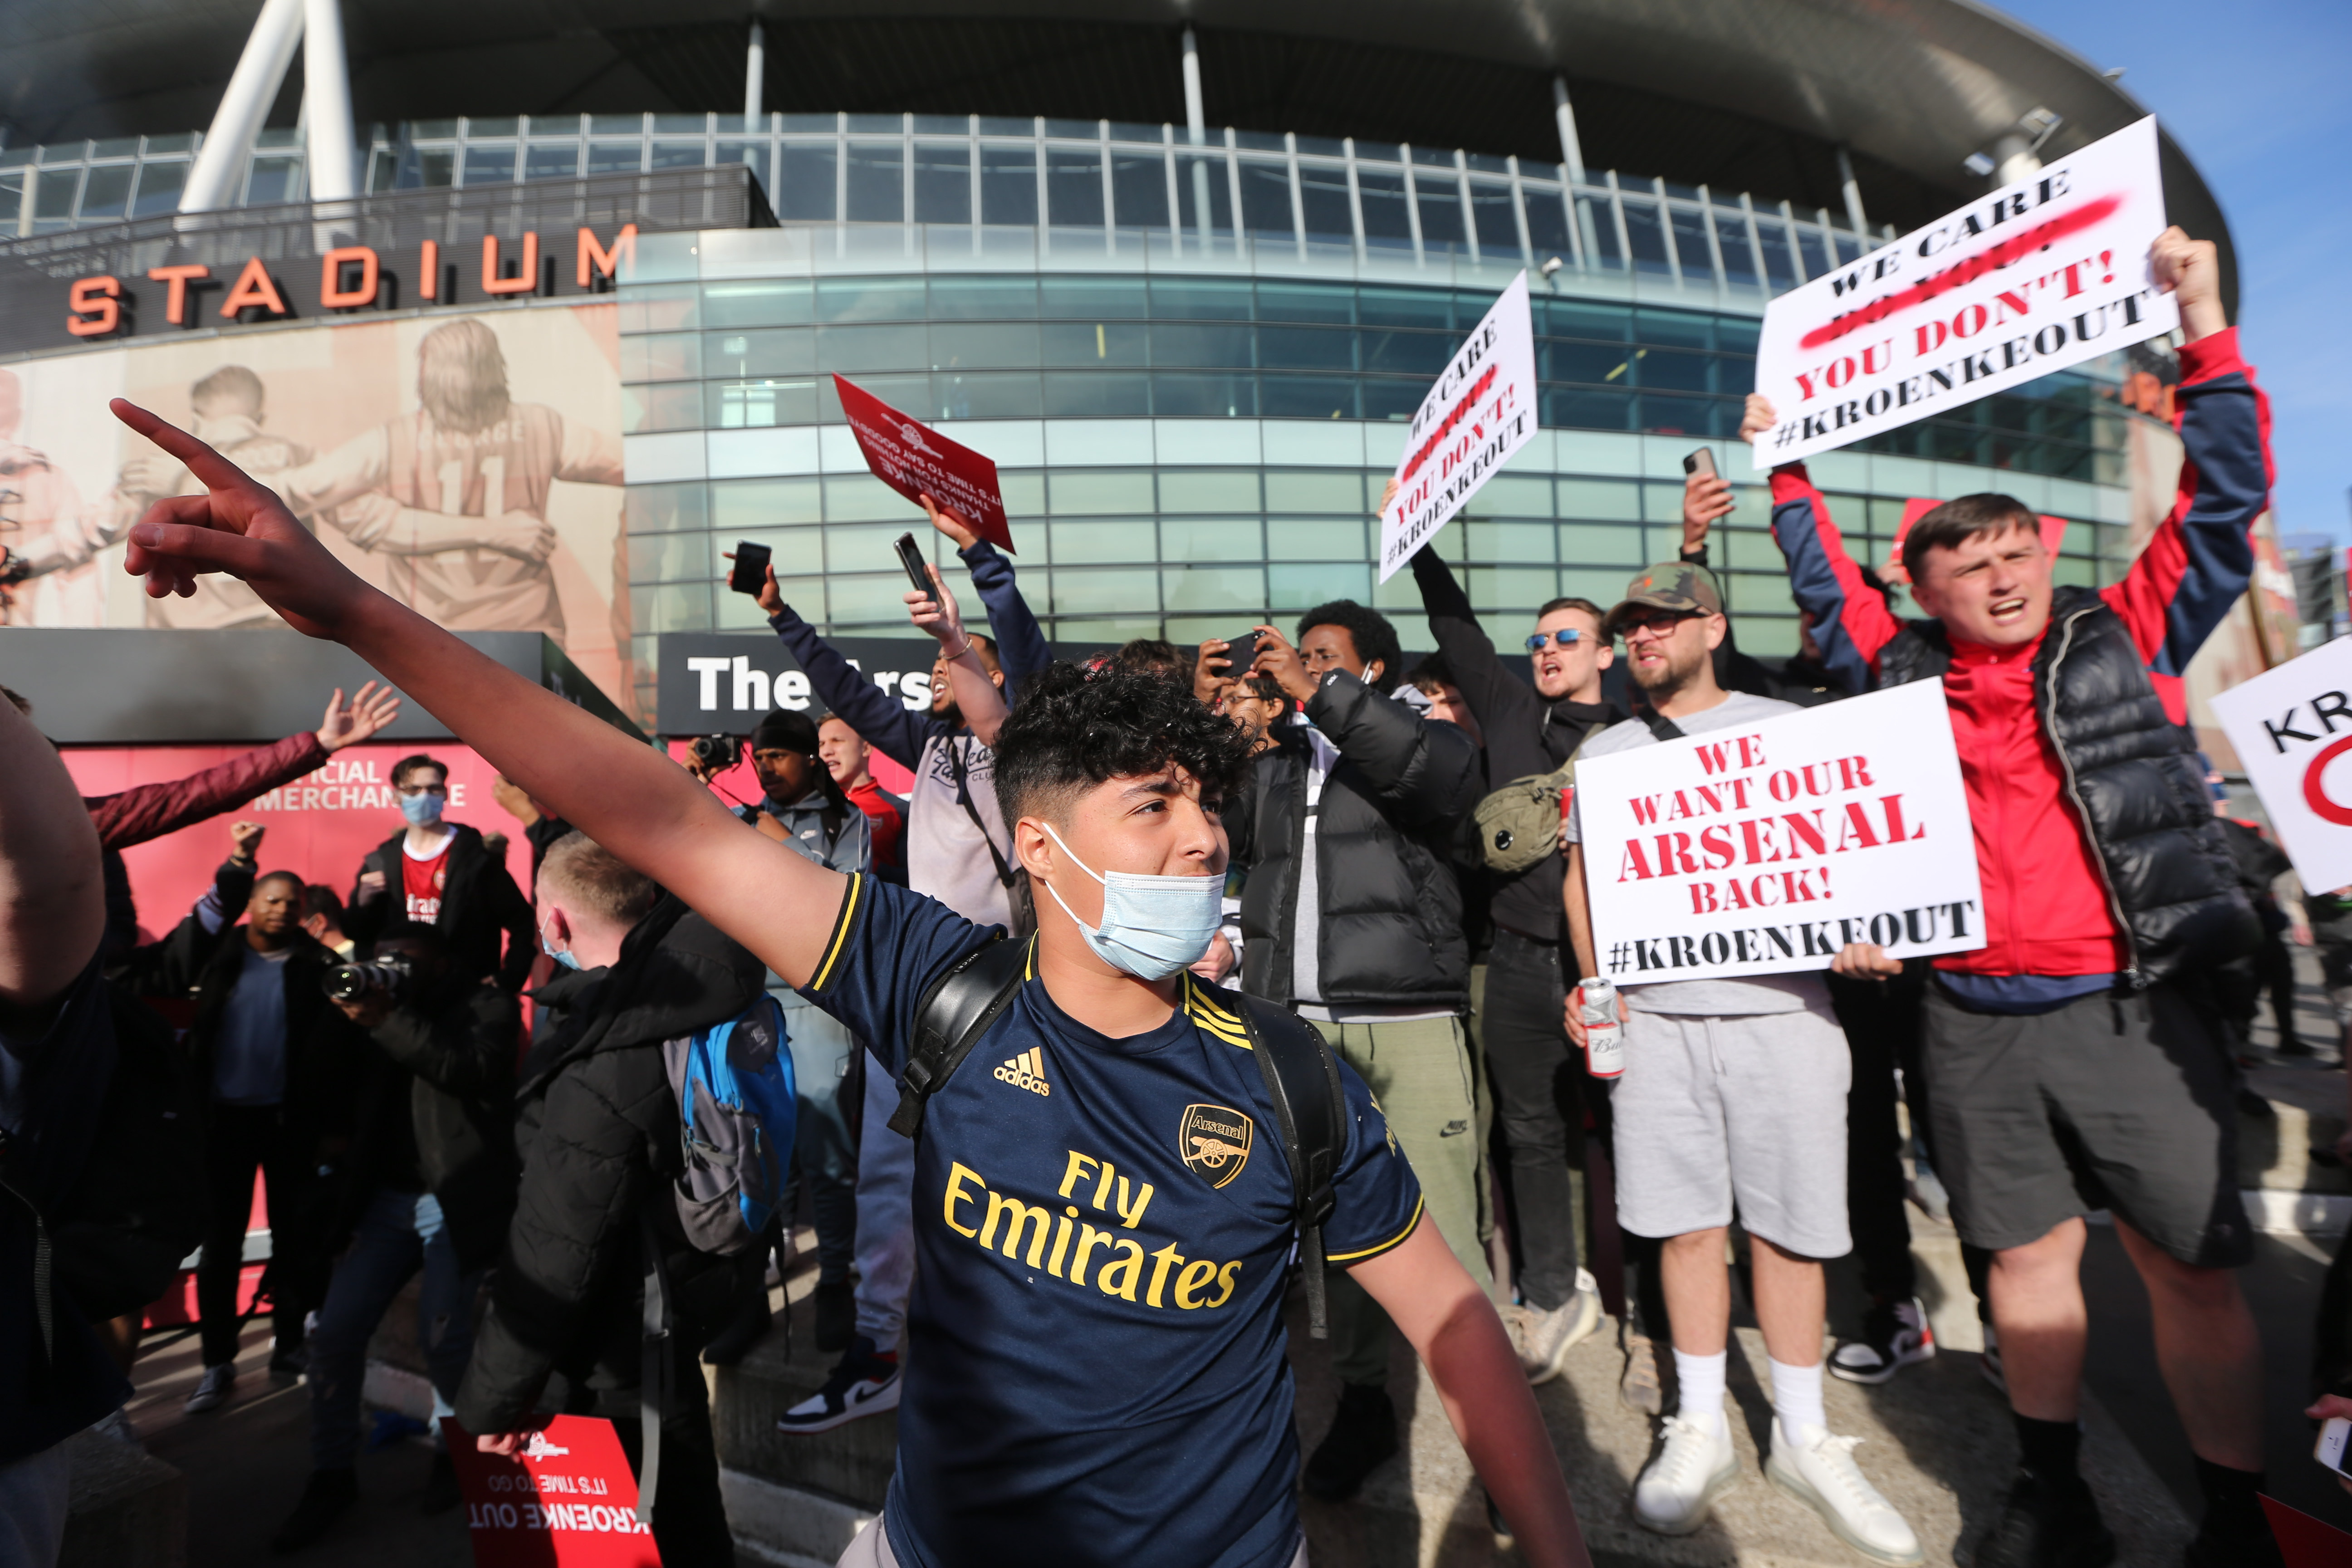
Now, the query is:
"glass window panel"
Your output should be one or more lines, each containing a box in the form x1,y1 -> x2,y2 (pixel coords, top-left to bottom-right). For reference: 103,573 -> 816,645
1358,286 -> 1450,329
781,113 -> 835,132
703,281 -> 812,327
629,584 -> 714,635
844,142 -> 904,221
1174,153 -> 1232,235
1461,476 -> 1551,519
1522,183 -> 1570,260
1638,348 -> 1712,392
1043,319 -> 1147,367
911,142 -> 970,223
1353,141 -> 1401,163
1046,147 -> 1105,227
1468,180 -> 1520,260
622,332 -> 703,382
702,328 -> 810,377
707,379 -> 818,428
1159,474 -> 1261,512
586,142 -> 642,175
1109,152 -> 1167,230
1621,197 -> 1671,275
1465,567 -> 1557,611
412,120 -> 459,140
1049,471 -> 1155,514
1668,206 -> 1714,284
999,473 -> 1045,518
980,146 -> 1037,225
1106,122 -> 1160,144
1258,282 -> 1351,324
845,114 -> 902,134
1716,214 -> 1759,284
1298,163 -> 1353,246
1832,230 -> 1865,265
817,323 -> 927,371
526,143 -> 581,180
1258,326 -> 1355,371
1754,218 -> 1798,287
622,383 -> 701,433
1265,472 -> 1368,513
1638,393 -> 1713,437
1362,331 -> 1451,377
1162,566 -> 1265,613
77,164 -> 132,219
1049,520 -> 1150,563
1260,377 -> 1358,420
1796,225 -> 1832,279
1150,278 -> 1252,320
1544,387 -> 1632,432
1555,478 -> 1643,520
650,142 -> 707,170
977,116 -> 1033,137
1270,564 -> 1371,609
131,161 -> 187,215
1237,131 -> 1286,153
1238,160 -> 1294,242
1049,118 -> 1104,139
1578,196 -> 1623,270
912,114 -> 968,135
1041,276 -> 1147,318
933,372 -> 1040,420
1636,309 -> 1713,348
1556,522 -> 1645,565
1043,372 -> 1150,416
717,141 -> 766,179
143,132 -> 196,154
824,478 -> 908,522
929,277 -> 1037,319
711,476 -> 822,530
1050,568 -> 1160,617
1150,323 -> 1253,368
1152,373 -> 1256,417
461,145 -> 515,185
650,113 -> 703,133
627,529 -> 710,583
816,278 -> 925,323
1355,169 -> 1412,252
931,322 -> 1039,369
1545,341 -> 1633,384
1415,172 -> 1466,250
829,572 -> 918,625
244,158 -> 296,204
628,481 -> 711,536
1267,520 -> 1368,559
777,144 -> 837,220
618,282 -> 699,333
1410,146 -> 1453,167
586,114 -> 640,134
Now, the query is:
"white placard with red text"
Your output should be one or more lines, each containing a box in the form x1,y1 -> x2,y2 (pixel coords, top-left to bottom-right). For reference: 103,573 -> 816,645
1376,271 -> 1539,581
1577,682 -> 1987,983
2212,636 -> 2352,897
1752,117 -> 2177,467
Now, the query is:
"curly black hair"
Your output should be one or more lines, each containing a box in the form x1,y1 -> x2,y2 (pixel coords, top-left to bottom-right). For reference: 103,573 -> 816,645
1295,600 -> 1402,692
993,661 -> 1256,828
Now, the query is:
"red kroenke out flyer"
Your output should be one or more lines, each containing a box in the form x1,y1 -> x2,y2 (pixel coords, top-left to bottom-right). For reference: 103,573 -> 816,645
442,1415 -> 661,1568
833,373 -> 1013,550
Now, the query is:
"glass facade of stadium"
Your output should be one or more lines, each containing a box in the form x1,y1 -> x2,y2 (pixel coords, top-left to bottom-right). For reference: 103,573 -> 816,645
3,113 -> 2145,717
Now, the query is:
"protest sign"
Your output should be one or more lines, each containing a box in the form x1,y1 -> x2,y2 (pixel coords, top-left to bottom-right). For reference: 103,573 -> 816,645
834,374 -> 1013,550
1752,117 -> 2177,467
1376,271 -> 1539,581
2210,636 -> 2352,896
1576,681 -> 1985,983
442,1415 -> 660,1568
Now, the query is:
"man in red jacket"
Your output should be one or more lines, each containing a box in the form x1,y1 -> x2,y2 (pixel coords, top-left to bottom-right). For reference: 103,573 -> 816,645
1764,228 -> 2276,1568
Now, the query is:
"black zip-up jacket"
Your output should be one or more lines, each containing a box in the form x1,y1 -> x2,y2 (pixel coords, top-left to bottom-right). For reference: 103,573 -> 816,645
453,897 -> 765,1433
1411,548 -> 1620,940
348,822 -> 536,993
1228,669 -> 1483,1011
335,980 -> 522,1273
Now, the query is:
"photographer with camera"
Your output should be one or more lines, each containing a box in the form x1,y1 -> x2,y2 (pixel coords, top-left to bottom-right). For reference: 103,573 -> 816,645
348,753 -> 535,994
272,921 -> 520,1550
130,826 -> 364,1417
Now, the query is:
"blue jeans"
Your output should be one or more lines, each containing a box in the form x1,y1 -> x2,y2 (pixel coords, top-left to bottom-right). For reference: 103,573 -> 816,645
779,988 -> 858,1284
307,1189 -> 481,1470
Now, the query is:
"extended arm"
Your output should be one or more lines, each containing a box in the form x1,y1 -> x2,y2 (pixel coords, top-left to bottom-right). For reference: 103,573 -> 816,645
1409,546 -> 1539,738
0,692 -> 104,1009
1766,458 -> 1901,695
1352,1220 -> 1589,1568
925,493 -> 1049,696
906,560 -> 1008,748
754,562 -> 941,771
111,401 -> 853,991
1300,669 -> 1483,830
1563,843 -> 1596,980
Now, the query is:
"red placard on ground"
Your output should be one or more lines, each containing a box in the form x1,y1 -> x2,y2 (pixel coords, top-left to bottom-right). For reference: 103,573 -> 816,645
442,1416 -> 660,1568
833,373 -> 1013,550
2261,1494 -> 2352,1568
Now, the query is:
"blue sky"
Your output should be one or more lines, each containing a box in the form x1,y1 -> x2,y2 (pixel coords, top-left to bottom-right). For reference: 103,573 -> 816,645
1994,0 -> 2352,544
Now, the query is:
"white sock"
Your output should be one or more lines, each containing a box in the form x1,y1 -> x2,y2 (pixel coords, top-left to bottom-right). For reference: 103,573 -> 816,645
1770,1355 -> 1825,1442
1671,1349 -> 1727,1434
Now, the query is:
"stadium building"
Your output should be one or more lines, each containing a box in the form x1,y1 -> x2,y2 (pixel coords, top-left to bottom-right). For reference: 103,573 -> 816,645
0,0 -> 2245,725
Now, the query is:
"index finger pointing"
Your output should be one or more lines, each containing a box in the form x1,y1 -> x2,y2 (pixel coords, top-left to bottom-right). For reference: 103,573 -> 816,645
109,399 -> 265,495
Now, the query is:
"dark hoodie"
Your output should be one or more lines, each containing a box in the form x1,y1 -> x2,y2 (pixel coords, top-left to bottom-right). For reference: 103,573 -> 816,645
453,896 -> 764,1433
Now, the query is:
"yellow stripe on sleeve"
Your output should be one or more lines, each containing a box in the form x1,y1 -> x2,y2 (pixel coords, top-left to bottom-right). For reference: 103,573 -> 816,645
805,873 -> 865,993
1325,1194 -> 1424,1265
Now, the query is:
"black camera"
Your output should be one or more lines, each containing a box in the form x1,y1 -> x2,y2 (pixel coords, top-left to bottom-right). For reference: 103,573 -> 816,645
688,734 -> 741,774
323,954 -> 412,1004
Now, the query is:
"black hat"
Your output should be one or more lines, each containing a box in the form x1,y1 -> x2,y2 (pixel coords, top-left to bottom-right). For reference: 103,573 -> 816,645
750,709 -> 819,755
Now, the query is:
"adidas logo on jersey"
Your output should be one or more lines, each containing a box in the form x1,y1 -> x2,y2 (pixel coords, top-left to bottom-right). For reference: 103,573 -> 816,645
993,1047 -> 1050,1097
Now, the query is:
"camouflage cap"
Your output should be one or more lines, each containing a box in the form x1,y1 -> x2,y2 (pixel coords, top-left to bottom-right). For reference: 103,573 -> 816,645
1601,562 -> 1726,636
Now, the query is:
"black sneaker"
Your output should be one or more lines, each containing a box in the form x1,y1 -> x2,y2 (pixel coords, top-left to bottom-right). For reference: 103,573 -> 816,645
1969,1468 -> 2116,1568
1831,1297 -> 1936,1385
1302,1383 -> 1398,1502
2183,1512 -> 2285,1568
777,1336 -> 901,1434
702,1293 -> 773,1367
270,1467 -> 358,1554
268,1343 -> 309,1381
419,1450 -> 460,1517
814,1279 -> 855,1355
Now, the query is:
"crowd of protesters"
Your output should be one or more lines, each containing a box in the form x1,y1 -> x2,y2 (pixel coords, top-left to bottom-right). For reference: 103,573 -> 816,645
0,224 -> 2318,1568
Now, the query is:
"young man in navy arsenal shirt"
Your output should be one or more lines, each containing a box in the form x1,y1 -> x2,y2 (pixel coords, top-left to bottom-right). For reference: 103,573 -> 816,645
103,402 -> 1592,1568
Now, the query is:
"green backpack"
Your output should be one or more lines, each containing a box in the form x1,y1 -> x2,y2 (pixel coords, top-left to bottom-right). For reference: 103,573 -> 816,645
1471,756 -> 1578,876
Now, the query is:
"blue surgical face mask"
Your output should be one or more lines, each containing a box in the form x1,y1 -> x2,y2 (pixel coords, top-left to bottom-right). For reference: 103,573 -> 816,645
539,923 -> 583,971
1038,822 -> 1223,982
399,790 -> 445,827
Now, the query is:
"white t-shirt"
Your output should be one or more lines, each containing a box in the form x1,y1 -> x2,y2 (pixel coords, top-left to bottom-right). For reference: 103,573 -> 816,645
1565,691 -> 1829,1017
906,733 -> 1015,928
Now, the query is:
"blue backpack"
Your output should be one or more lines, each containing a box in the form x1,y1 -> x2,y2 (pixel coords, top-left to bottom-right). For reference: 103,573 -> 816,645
661,995 -> 797,1255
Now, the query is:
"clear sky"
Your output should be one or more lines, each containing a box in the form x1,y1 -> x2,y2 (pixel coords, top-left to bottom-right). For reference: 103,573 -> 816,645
1992,0 -> 2352,544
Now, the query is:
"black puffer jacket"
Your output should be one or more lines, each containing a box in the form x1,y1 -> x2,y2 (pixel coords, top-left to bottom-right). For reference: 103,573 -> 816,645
1230,670 -> 1484,1010
348,823 -> 536,993
454,896 -> 765,1433
1878,586 -> 2257,984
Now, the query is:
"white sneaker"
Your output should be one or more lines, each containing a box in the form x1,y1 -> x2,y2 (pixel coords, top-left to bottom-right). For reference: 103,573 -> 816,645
1632,1413 -> 1740,1535
184,1364 -> 235,1415
1515,1270 -> 1603,1385
1766,1421 -> 1922,1566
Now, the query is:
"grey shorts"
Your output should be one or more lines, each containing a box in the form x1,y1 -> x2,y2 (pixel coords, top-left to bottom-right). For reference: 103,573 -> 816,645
1611,1000 -> 1853,1258
1921,980 -> 2251,1266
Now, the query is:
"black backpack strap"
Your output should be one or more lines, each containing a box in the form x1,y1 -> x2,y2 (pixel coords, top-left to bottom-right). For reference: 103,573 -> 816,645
1234,997 -> 1346,1339
1639,711 -> 1685,741
636,1205 -> 672,1526
888,936 -> 1031,1139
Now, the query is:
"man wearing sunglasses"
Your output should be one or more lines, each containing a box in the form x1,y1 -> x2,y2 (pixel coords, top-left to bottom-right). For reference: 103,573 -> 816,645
1408,527 -> 1627,1393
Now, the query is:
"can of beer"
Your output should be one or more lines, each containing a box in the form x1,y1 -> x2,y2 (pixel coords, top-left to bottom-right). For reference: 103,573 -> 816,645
1579,978 -> 1624,1079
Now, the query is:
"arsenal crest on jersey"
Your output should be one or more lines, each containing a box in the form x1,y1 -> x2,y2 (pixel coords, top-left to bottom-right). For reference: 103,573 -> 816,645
1178,1104 -> 1253,1190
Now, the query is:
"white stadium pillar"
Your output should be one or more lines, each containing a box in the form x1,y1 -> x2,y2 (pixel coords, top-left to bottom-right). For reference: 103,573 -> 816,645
302,0 -> 358,202
1551,76 -> 1585,185
1181,27 -> 1211,250
1835,145 -> 1868,239
745,20 -> 765,123
183,0 -> 307,213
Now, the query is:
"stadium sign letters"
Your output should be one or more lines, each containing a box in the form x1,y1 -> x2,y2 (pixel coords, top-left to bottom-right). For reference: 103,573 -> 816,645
62,225 -> 637,340
1752,118 -> 2177,466
1578,682 -> 1985,983
2212,637 -> 2352,895
1377,269 -> 1539,582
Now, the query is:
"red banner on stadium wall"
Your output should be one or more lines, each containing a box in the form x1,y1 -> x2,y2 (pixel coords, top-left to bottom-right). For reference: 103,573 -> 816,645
441,1416 -> 660,1568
